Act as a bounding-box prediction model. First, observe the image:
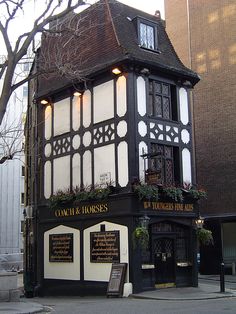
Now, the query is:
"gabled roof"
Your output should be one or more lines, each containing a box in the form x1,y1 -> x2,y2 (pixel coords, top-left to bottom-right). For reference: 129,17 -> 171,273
37,0 -> 199,98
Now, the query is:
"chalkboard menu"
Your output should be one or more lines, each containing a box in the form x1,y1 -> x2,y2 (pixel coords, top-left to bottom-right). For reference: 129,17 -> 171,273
49,233 -> 73,262
90,231 -> 120,263
107,263 -> 127,297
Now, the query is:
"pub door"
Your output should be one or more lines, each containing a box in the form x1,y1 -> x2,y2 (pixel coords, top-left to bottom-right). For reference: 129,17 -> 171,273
153,237 -> 175,288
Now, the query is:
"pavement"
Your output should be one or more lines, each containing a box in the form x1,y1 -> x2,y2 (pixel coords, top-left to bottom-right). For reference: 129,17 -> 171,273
0,274 -> 235,314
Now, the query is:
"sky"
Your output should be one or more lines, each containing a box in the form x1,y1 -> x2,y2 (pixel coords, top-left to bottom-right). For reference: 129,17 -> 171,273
119,0 -> 165,17
0,0 -> 165,56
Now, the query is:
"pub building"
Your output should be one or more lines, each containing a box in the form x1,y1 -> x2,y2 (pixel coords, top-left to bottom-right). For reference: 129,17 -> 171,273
25,0 -> 201,296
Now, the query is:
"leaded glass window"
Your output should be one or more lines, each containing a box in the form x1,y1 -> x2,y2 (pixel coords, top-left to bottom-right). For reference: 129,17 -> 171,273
148,80 -> 177,120
150,144 -> 174,185
140,23 -> 155,50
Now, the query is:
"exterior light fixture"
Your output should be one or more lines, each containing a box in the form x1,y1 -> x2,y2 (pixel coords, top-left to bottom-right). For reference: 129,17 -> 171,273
195,216 -> 204,229
40,99 -> 49,105
112,67 -> 121,75
73,91 -> 82,97
139,214 -> 150,229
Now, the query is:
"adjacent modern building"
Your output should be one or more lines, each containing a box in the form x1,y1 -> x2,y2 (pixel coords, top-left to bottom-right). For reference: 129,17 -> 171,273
165,0 -> 236,274
0,57 -> 29,258
25,0 -> 201,296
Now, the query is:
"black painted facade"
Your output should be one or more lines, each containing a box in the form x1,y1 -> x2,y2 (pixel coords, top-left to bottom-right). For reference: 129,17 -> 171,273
25,0 -> 200,296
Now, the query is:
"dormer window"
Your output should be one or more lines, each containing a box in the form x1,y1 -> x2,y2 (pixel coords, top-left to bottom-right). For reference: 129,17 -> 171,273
140,23 -> 155,50
134,17 -> 158,51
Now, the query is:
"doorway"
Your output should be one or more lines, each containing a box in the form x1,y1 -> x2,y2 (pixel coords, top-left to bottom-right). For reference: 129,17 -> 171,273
153,237 -> 175,287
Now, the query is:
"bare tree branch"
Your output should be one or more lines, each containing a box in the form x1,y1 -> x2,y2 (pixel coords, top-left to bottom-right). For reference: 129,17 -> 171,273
0,0 -> 89,125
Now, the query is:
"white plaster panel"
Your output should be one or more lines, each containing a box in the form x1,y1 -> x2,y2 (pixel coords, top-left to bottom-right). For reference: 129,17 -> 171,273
139,141 -> 147,182
84,221 -> 129,282
53,156 -> 70,192
83,150 -> 92,186
44,161 -> 51,199
83,90 -> 91,128
44,143 -> 52,157
116,76 -> 127,117
179,88 -> 189,125
72,153 -> 80,187
53,98 -> 70,136
117,142 -> 129,187
94,144 -> 115,185
44,105 -> 52,140
93,80 -> 114,123
117,120 -> 127,138
44,225 -> 80,280
138,121 -> 147,137
181,129 -> 190,144
150,133 -> 155,139
72,95 -> 81,131
72,135 -> 80,150
137,76 -> 146,116
182,148 -> 192,184
83,131 -> 91,147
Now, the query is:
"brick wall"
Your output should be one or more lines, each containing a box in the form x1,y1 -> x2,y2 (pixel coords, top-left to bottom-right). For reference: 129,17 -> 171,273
165,0 -> 236,215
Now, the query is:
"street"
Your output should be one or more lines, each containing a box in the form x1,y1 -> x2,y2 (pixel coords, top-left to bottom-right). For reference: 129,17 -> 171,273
33,296 -> 236,314
32,277 -> 236,314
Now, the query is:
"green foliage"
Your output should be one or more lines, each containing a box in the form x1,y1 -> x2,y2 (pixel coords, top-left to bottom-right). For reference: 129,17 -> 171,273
163,186 -> 183,202
49,189 -> 75,209
132,226 -> 149,250
188,188 -> 207,200
197,228 -> 214,246
133,184 -> 159,201
49,185 -> 111,208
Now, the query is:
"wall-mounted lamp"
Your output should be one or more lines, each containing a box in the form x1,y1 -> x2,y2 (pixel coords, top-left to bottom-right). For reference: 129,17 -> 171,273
40,99 -> 49,105
73,91 -> 82,97
112,67 -> 122,75
139,214 -> 150,229
195,216 -> 204,229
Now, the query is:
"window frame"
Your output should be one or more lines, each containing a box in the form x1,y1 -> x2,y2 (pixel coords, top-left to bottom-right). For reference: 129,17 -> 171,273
149,143 -> 180,186
135,17 -> 159,52
148,78 -> 178,121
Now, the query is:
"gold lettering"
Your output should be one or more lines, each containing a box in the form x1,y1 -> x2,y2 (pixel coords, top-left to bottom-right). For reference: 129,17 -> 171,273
184,204 -> 193,211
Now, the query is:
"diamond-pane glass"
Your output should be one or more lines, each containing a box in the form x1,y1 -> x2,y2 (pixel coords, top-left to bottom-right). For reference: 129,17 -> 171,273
155,95 -> 162,117
149,96 -> 154,116
162,84 -> 169,96
147,25 -> 154,49
165,159 -> 173,185
163,97 -> 170,119
140,23 -> 147,47
154,82 -> 161,94
165,146 -> 172,158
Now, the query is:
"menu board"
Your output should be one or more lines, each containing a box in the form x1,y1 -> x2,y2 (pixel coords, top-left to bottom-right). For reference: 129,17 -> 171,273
107,263 -> 127,297
49,233 -> 73,262
90,231 -> 120,263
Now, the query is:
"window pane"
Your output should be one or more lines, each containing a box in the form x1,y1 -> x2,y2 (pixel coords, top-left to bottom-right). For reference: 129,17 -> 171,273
146,25 -> 154,49
155,95 -> 162,117
162,84 -> 169,96
163,97 -> 170,119
140,23 -> 147,47
154,82 -> 161,94
165,159 -> 173,185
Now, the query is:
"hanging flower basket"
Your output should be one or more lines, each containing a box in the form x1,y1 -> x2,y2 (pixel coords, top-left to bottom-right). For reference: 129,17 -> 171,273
132,226 -> 149,250
196,228 -> 214,246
